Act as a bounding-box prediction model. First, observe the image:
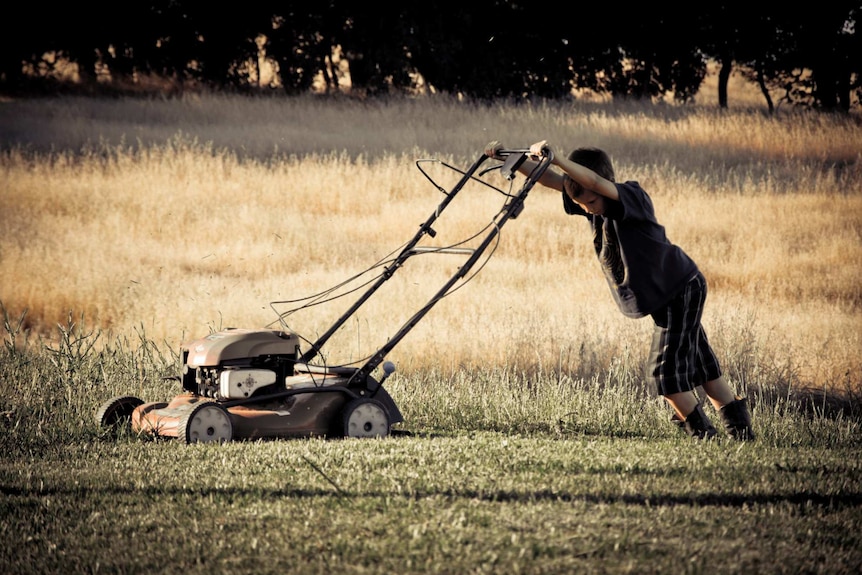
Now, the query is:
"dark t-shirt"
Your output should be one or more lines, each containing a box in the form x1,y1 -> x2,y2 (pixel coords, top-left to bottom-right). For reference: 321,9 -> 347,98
563,181 -> 699,318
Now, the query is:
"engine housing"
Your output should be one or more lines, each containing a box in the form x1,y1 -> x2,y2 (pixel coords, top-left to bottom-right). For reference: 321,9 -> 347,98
180,328 -> 300,399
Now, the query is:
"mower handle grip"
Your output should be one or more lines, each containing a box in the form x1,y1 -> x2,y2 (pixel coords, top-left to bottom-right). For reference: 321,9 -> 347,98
493,147 -> 553,181
497,147 -> 551,158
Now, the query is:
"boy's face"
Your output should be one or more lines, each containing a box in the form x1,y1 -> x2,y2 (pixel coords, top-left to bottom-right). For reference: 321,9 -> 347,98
573,190 -> 606,215
565,178 -> 607,215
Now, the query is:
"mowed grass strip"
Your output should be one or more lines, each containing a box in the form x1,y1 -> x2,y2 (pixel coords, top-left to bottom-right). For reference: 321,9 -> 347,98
1,434 -> 861,574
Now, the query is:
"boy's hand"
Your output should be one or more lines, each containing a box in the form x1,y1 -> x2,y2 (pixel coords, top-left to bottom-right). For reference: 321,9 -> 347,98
485,140 -> 504,159
530,140 -> 552,159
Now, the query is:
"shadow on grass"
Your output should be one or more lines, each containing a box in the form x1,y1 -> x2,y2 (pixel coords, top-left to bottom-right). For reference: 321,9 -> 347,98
4,484 -> 860,510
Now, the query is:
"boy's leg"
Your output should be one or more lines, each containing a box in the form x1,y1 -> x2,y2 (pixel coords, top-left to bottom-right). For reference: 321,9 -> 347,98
688,291 -> 755,440
664,391 -> 717,439
664,391 -> 700,420
667,379 -> 754,441
704,377 -> 755,441
702,376 -> 736,409
649,273 -> 718,439
703,373 -> 756,441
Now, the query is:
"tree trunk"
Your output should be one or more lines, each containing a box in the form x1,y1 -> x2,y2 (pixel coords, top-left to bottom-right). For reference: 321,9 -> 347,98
756,67 -> 774,115
717,54 -> 732,108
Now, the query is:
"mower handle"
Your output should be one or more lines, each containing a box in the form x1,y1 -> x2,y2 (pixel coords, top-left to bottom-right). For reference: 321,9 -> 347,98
345,147 -> 555,387
497,147 -> 551,158
497,148 -> 530,155
494,147 -> 553,181
296,146 -> 555,379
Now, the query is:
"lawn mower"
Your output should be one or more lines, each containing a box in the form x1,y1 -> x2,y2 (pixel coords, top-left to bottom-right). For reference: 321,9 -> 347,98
95,146 -> 554,443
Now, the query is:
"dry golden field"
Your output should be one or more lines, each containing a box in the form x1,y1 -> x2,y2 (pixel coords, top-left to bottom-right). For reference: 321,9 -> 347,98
1,90 -> 860,394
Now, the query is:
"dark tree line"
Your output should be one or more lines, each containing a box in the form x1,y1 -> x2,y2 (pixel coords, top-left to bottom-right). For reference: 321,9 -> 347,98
1,2 -> 859,111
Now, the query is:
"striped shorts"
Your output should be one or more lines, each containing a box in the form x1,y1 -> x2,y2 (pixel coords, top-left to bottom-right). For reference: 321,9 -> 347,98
647,271 -> 722,396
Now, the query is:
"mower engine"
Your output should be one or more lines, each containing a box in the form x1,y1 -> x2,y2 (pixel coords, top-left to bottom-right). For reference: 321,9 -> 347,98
181,328 -> 300,400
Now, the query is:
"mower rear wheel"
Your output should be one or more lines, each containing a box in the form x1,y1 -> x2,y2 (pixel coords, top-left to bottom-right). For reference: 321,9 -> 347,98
342,398 -> 390,438
95,396 -> 144,430
179,401 -> 233,444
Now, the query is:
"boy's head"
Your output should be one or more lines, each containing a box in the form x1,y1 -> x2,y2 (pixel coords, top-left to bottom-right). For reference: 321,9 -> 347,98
563,147 -> 615,215
568,147 -> 615,183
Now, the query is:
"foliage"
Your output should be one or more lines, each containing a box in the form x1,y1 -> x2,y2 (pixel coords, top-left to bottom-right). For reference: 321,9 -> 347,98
1,3 -> 858,110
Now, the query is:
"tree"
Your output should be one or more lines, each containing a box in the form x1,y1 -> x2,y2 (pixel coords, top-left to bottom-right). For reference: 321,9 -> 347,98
701,3 -> 860,113
797,4 -> 860,112
263,3 -> 334,94
0,1 -> 857,112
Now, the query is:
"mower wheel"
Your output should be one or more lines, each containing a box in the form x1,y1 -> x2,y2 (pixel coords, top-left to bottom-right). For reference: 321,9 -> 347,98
178,401 -> 233,444
342,398 -> 390,438
95,396 -> 144,430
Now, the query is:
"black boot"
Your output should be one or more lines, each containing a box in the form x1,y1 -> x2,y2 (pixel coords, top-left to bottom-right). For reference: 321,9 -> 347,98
674,404 -> 717,440
719,398 -> 755,441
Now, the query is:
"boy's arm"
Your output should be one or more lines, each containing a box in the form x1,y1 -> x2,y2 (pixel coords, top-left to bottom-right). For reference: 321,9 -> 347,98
529,140 -> 619,201
484,141 -> 566,191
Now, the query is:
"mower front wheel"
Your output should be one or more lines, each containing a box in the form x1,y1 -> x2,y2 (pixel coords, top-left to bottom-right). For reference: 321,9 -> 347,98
95,396 -> 144,431
341,398 -> 390,439
179,401 -> 233,444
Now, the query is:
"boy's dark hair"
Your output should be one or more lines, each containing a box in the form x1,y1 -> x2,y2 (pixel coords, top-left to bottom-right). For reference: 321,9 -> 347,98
568,147 -> 615,182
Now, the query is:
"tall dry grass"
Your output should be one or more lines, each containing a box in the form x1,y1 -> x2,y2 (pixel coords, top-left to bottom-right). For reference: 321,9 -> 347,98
1,93 -> 860,394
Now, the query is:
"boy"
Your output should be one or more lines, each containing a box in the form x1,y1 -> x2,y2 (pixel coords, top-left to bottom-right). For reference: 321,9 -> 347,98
486,139 -> 754,440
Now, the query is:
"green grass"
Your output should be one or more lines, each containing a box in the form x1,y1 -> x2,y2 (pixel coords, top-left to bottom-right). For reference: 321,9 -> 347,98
2,311 -> 862,574
2,436 -> 861,574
